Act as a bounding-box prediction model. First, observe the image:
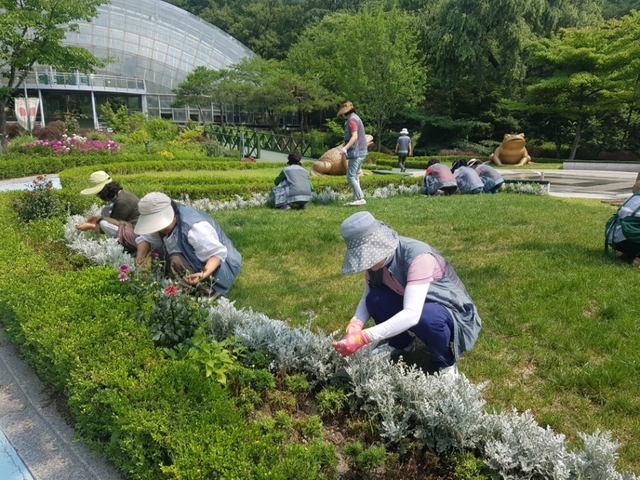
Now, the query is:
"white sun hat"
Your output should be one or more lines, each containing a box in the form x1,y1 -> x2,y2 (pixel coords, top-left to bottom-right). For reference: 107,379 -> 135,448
134,192 -> 175,235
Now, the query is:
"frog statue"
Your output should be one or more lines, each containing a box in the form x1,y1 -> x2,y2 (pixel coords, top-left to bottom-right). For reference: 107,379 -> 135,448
311,134 -> 374,176
489,133 -> 531,166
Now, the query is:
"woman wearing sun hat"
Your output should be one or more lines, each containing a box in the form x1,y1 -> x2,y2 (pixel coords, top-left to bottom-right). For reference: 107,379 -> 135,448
76,171 -> 140,253
133,192 -> 242,299
332,211 -> 482,376
338,100 -> 369,206
395,128 -> 412,172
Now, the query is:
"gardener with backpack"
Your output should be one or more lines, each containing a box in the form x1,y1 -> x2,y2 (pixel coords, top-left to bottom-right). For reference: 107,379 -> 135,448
605,191 -> 640,264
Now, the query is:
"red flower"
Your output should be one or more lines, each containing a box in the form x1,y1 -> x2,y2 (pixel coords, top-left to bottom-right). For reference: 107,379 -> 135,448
118,272 -> 129,282
118,264 -> 131,273
164,285 -> 179,296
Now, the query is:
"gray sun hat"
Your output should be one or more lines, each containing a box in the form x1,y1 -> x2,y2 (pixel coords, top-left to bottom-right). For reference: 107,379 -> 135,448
340,211 -> 399,274
134,192 -> 175,235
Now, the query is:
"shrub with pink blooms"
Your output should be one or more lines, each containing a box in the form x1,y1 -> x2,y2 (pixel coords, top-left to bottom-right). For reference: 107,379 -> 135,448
11,134 -> 121,156
117,258 -> 209,348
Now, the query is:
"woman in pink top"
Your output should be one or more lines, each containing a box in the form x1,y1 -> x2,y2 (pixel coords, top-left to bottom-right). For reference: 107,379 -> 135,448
423,159 -> 458,195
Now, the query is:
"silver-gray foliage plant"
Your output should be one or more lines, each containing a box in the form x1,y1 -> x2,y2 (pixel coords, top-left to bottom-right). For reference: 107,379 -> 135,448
205,299 -> 638,480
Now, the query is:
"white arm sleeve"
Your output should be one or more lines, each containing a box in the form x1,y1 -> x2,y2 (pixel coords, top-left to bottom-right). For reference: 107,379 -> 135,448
364,282 -> 430,343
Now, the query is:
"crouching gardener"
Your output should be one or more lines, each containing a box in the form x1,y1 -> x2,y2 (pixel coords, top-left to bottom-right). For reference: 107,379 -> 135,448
134,192 -> 242,299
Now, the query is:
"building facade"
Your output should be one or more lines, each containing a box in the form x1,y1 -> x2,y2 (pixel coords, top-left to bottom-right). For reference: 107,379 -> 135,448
9,0 -> 255,129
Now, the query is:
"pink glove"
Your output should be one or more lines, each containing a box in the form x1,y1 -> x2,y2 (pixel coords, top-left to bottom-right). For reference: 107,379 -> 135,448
346,318 -> 364,334
333,330 -> 370,356
339,147 -> 348,155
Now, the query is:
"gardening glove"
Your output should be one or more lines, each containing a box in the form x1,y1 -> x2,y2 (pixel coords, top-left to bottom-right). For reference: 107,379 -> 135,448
345,318 -> 364,334
339,146 -> 348,155
333,330 -> 370,356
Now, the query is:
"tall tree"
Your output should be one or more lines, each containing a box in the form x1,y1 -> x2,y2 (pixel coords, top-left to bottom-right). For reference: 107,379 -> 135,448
171,66 -> 229,121
286,7 -> 426,150
0,0 -> 105,151
523,26 -> 618,159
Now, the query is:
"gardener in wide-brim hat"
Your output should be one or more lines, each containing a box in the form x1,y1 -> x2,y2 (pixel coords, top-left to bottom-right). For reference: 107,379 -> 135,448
332,211 -> 482,376
133,192 -> 242,299
76,171 -> 140,254
337,100 -> 369,207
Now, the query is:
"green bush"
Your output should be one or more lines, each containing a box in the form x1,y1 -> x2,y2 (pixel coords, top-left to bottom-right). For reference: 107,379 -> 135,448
144,118 -> 178,141
11,175 -> 61,222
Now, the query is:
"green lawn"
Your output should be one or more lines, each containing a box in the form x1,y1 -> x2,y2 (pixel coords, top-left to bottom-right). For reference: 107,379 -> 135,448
213,193 -> 640,472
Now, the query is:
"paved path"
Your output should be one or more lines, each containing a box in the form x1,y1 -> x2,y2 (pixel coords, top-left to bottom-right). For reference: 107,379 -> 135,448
0,161 -> 637,479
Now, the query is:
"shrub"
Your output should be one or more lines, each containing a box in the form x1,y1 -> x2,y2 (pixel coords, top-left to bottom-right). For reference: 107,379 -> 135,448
342,442 -> 387,472
284,374 -> 310,394
12,175 -> 61,222
144,118 -> 178,141
316,386 -> 347,417
5,123 -> 25,139
170,126 -> 206,146
32,121 -> 64,140
202,139 -> 239,158
293,415 -> 324,441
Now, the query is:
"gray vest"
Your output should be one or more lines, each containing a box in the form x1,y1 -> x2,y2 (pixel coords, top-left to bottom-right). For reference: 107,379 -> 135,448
386,237 -> 482,359
175,204 -> 242,295
282,165 -> 312,203
454,166 -> 485,194
343,113 -> 368,159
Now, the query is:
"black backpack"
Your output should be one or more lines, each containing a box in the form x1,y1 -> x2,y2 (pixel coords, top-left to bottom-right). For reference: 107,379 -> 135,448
604,192 -> 640,252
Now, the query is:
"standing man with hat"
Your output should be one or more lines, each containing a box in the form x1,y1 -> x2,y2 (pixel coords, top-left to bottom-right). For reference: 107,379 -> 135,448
134,192 -> 242,299
338,100 -> 368,206
332,211 -> 481,376
395,128 -> 412,173
76,171 -> 140,253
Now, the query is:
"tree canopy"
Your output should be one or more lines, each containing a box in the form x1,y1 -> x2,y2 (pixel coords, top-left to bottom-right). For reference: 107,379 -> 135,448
0,0 -> 106,150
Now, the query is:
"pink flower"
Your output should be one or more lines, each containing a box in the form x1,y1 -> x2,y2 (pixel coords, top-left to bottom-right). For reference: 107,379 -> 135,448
150,252 -> 160,258
164,285 -> 179,296
118,264 -> 131,273
118,272 -> 129,282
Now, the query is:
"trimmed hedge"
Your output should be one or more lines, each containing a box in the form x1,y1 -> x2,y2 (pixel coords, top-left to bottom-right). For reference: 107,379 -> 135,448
0,198 -> 337,479
59,161 -> 421,202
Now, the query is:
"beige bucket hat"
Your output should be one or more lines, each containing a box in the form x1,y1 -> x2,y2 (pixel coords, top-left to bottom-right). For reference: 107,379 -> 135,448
80,171 -> 112,195
134,192 -> 175,235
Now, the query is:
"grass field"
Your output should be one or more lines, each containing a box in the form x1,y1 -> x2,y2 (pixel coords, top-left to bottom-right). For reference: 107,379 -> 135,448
210,193 -> 640,472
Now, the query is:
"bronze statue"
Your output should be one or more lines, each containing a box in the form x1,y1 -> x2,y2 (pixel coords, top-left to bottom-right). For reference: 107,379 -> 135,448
311,134 -> 374,176
489,133 -> 531,166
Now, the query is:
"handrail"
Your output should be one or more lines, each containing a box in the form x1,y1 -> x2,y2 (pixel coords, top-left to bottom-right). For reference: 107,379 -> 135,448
203,124 -> 310,159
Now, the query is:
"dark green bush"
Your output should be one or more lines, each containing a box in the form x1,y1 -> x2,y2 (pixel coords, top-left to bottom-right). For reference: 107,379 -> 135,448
11,175 -> 61,222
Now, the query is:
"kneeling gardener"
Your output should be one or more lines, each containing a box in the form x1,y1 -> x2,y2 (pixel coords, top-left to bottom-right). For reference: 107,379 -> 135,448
134,192 -> 242,299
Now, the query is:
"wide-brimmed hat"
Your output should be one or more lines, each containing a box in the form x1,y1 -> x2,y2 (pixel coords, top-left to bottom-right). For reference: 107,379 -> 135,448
80,171 -> 112,195
337,100 -> 354,116
340,211 -> 399,274
134,192 -> 175,235
468,158 -> 482,167
400,128 -> 409,135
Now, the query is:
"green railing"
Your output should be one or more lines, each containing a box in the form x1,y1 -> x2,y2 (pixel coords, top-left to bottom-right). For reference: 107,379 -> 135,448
203,125 -> 310,159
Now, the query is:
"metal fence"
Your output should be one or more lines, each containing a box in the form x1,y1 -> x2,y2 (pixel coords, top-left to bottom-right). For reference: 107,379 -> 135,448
203,125 -> 310,159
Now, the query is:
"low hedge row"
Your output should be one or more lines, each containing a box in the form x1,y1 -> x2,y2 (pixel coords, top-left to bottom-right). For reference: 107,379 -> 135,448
0,200 -> 337,479
59,161 -> 420,202
375,156 -> 563,170
0,152 -> 239,180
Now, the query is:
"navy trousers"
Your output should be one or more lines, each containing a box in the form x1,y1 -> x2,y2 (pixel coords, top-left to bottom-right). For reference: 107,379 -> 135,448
366,285 -> 455,370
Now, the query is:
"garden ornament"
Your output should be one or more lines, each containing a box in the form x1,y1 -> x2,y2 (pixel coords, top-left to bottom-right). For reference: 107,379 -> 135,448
310,134 -> 374,176
80,171 -> 112,195
489,133 -> 531,166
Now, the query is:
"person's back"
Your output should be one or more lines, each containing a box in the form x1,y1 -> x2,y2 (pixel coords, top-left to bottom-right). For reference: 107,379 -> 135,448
283,164 -> 313,203
474,164 -> 504,193
424,163 -> 457,195
396,129 -> 412,172
453,166 -> 484,194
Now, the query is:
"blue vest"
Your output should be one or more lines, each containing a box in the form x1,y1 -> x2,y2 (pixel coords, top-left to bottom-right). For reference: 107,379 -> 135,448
175,204 -> 242,295
385,237 -> 482,359
343,113 -> 368,159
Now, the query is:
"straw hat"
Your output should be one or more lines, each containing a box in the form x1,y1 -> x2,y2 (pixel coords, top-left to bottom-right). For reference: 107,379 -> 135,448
80,171 -> 112,195
337,100 -> 354,116
134,192 -> 175,235
340,212 -> 399,274
468,158 -> 482,167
